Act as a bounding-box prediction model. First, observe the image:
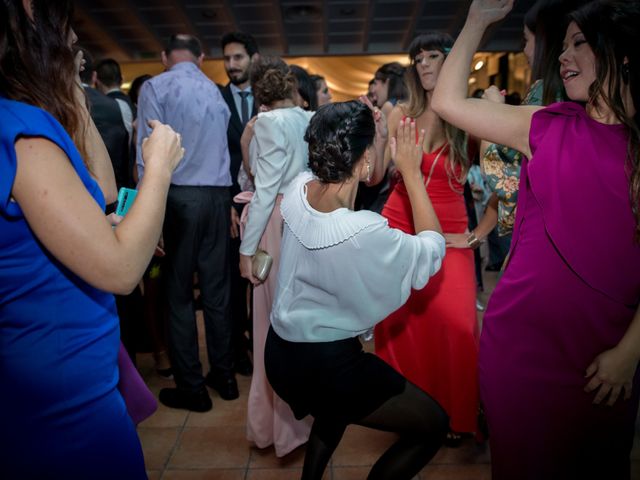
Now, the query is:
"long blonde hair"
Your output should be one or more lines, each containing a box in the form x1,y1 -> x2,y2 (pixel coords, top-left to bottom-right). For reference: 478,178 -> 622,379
403,33 -> 469,182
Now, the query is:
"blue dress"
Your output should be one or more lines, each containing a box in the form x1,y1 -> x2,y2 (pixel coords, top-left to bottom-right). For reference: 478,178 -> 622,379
0,98 -> 146,479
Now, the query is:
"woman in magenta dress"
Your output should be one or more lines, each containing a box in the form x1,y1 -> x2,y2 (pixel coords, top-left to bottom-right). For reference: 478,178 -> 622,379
432,0 -> 640,478
374,33 -> 479,439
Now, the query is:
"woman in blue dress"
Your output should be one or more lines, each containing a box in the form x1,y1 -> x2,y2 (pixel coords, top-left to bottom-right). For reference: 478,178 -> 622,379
0,1 -> 184,478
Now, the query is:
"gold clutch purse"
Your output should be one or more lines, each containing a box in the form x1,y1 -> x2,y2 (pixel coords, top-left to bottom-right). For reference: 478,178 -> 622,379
252,249 -> 273,282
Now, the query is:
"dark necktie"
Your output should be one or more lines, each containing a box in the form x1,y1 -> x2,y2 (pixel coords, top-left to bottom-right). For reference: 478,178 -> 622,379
238,91 -> 250,126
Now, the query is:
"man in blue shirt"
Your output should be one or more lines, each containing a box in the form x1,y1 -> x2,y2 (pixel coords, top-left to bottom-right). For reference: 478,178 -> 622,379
137,34 -> 237,411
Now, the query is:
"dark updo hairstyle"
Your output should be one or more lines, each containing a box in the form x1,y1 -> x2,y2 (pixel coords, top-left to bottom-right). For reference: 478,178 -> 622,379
250,56 -> 296,107
374,62 -> 407,104
569,0 -> 640,240
129,74 -> 152,107
290,64 -> 318,111
0,0 -> 88,161
305,101 -> 375,184
524,0 -> 591,106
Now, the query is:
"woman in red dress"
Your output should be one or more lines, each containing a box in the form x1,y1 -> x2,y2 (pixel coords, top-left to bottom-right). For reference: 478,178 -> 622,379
375,33 -> 479,440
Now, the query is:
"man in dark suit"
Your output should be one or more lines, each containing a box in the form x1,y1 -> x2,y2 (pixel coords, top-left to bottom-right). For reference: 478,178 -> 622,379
79,49 -> 131,193
220,32 -> 259,376
79,48 -> 140,363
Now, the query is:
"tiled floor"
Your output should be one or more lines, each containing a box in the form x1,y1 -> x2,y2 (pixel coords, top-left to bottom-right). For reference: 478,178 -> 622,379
136,271 -> 640,479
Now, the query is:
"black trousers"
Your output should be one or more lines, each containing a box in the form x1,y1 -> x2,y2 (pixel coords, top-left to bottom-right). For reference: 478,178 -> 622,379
163,185 -> 232,392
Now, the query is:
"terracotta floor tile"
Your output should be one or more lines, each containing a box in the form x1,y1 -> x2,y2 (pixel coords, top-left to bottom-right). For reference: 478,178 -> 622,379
249,444 -> 307,469
139,401 -> 189,428
332,466 -> 417,480
246,468 -> 330,479
431,440 -> 490,465
138,427 -> 181,470
420,463 -> 491,480
163,469 -> 246,479
169,426 -> 251,469
146,470 -> 162,480
331,425 -> 397,467
186,394 -> 247,428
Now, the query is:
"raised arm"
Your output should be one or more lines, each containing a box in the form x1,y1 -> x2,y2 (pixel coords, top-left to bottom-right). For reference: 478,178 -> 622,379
431,0 -> 540,158
12,121 -> 183,295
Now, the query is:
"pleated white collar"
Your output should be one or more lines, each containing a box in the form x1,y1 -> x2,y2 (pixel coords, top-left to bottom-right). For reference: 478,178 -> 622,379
280,172 -> 386,250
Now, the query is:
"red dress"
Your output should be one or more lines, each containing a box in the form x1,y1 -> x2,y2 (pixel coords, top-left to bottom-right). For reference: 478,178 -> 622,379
375,144 -> 479,433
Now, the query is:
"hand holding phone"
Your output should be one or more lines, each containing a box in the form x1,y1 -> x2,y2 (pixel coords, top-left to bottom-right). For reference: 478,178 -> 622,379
115,187 -> 138,216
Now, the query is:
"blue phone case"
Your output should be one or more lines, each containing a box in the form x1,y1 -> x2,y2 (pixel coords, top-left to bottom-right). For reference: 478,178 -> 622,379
115,188 -> 138,216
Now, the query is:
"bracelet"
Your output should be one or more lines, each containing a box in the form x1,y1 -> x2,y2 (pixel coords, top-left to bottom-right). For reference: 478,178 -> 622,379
466,231 -> 481,250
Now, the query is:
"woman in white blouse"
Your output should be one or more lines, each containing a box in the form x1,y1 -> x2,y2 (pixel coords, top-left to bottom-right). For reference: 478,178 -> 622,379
238,56 -> 315,457
265,101 -> 448,479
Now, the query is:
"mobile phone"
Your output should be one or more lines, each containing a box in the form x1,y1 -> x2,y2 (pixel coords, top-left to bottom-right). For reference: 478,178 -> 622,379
115,187 -> 138,216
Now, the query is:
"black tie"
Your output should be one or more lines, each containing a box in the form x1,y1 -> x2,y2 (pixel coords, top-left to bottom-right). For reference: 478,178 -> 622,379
239,91 -> 250,126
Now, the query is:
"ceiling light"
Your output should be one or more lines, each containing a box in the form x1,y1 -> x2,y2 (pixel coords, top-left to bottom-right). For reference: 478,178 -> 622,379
474,60 -> 484,71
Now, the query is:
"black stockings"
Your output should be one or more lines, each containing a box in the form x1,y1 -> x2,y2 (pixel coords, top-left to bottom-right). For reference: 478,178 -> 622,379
301,381 -> 448,480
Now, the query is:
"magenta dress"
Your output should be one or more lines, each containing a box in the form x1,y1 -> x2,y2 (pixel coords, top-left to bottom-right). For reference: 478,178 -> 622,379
480,102 -> 640,479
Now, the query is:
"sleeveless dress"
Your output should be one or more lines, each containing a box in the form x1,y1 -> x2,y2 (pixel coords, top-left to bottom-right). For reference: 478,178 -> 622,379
480,102 -> 640,479
0,97 -> 146,479
375,143 -> 479,433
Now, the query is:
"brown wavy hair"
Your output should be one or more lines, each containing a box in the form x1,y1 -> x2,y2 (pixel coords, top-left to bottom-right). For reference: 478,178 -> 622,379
0,0 -> 87,160
403,33 -> 469,182
250,56 -> 296,107
571,1 -> 640,240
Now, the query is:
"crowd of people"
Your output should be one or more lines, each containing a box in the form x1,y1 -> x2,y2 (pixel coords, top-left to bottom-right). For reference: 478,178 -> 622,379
1,0 -> 639,479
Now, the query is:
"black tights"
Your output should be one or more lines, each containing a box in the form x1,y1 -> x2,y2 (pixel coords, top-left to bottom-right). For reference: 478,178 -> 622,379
301,381 -> 448,480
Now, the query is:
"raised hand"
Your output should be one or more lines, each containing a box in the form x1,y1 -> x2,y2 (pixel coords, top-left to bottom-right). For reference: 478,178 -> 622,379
359,95 -> 388,143
468,0 -> 514,28
391,119 -> 424,177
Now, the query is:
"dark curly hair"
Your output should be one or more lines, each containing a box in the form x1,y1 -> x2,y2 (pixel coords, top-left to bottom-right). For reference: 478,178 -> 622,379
305,101 -> 375,184
250,56 -> 296,107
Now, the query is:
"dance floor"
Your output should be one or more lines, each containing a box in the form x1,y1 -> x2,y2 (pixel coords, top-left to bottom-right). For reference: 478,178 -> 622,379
136,271 -> 640,479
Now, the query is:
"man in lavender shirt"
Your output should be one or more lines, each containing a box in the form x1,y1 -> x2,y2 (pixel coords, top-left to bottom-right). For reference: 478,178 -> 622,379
137,34 -> 237,411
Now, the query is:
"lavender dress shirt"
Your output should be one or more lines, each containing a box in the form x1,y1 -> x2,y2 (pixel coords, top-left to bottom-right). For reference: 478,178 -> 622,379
136,61 -> 231,186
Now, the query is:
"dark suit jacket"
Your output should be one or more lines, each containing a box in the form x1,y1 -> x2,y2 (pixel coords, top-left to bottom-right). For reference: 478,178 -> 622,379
107,89 -> 136,118
84,86 -> 131,190
220,84 -> 257,199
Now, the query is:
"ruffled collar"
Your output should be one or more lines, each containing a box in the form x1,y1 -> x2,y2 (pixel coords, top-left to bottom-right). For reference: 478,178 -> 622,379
281,172 -> 387,249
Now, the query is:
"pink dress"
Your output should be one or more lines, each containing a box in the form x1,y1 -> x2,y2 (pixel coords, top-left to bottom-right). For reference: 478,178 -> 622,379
236,106 -> 314,457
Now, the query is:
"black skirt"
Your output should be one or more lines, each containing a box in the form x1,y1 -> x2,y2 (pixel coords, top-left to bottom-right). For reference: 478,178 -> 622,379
265,325 -> 405,424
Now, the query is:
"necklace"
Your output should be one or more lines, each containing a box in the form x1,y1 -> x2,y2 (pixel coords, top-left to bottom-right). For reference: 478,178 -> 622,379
423,146 -> 446,189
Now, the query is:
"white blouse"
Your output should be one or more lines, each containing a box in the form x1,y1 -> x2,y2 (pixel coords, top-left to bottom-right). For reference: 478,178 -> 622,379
239,107 -> 314,256
271,172 -> 446,343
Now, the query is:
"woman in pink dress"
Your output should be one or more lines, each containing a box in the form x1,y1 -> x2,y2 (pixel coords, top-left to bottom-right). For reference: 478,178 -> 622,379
432,1 -> 640,478
238,56 -> 314,457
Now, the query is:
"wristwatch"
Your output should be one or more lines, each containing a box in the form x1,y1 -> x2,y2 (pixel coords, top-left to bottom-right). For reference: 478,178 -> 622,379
466,231 -> 481,250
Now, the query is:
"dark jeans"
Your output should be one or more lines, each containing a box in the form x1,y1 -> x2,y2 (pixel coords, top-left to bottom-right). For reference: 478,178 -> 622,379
163,185 -> 232,392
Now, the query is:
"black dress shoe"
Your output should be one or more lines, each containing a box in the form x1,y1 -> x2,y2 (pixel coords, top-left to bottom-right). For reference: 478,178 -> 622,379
159,387 -> 212,412
205,373 -> 239,400
234,355 -> 253,376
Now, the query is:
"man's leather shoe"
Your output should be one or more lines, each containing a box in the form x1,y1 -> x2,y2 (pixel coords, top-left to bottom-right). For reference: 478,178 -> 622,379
205,373 -> 239,400
234,354 -> 253,376
159,387 -> 212,412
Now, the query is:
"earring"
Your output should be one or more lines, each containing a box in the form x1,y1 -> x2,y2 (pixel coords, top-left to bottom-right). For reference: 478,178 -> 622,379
366,162 -> 371,183
622,64 -> 630,84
